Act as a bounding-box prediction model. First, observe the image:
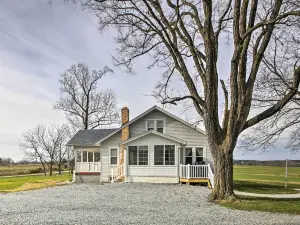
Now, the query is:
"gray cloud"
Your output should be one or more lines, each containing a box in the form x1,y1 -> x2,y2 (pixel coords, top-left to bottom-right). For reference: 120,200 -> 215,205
0,0 -> 298,161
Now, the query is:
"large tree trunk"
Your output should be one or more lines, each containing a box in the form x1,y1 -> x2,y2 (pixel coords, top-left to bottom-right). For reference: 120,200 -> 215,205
211,148 -> 235,200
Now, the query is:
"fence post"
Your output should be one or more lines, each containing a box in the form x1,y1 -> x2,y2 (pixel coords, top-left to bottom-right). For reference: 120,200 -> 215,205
187,164 -> 190,179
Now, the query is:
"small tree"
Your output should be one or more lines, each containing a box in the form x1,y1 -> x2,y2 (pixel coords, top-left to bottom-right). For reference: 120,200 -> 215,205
54,63 -> 119,130
20,124 -> 69,176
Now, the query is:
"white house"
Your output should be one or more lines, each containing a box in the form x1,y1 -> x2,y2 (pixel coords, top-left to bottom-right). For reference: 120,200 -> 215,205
67,105 -> 214,188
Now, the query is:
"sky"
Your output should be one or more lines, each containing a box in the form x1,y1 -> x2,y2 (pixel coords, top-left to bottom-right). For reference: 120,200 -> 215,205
0,0 -> 298,161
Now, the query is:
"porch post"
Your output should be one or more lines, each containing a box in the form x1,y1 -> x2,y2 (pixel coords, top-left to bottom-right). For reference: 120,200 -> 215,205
187,164 -> 190,185
124,146 -> 128,182
80,151 -> 83,171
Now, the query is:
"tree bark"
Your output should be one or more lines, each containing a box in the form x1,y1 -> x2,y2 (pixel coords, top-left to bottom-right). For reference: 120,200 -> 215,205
211,148 -> 235,200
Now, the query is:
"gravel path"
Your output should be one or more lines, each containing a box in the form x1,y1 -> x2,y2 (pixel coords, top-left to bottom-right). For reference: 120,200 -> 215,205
234,190 -> 300,198
0,183 -> 300,225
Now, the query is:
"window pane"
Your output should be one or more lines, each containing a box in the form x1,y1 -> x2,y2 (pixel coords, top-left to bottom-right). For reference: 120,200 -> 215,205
83,151 -> 87,162
76,151 -> 81,162
196,148 -> 203,156
129,146 -> 138,165
154,145 -> 164,165
88,152 -> 93,162
111,149 -> 117,157
147,120 -> 155,131
138,146 -> 148,165
157,120 -> 164,128
157,128 -> 164,133
111,157 -> 117,165
165,145 -> 175,165
94,152 -> 100,162
185,148 -> 193,156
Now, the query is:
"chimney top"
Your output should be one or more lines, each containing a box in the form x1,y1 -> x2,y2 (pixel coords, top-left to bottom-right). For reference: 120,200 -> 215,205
121,107 -> 129,125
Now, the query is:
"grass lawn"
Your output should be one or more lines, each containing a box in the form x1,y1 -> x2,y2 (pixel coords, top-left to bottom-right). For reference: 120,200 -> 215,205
234,165 -> 300,194
0,173 -> 72,193
218,165 -> 300,214
0,164 -> 67,176
220,196 -> 300,215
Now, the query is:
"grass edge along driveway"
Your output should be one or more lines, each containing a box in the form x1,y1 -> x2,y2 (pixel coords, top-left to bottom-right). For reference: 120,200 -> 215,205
0,173 -> 72,193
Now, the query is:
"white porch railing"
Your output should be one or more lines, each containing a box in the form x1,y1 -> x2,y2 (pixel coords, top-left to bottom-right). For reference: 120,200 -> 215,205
207,164 -> 214,189
179,164 -> 214,188
111,164 -> 124,183
76,162 -> 101,172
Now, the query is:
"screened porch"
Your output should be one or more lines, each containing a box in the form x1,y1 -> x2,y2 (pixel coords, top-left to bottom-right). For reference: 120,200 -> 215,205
75,151 -> 101,172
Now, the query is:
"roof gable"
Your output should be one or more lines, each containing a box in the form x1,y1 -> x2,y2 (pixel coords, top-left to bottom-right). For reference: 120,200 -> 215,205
96,105 -> 205,144
118,130 -> 187,145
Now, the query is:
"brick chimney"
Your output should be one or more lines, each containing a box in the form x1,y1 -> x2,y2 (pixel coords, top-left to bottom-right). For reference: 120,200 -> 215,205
120,107 -> 129,165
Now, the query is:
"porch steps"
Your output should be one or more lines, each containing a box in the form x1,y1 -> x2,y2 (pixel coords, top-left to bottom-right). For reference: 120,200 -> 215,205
179,178 -> 213,189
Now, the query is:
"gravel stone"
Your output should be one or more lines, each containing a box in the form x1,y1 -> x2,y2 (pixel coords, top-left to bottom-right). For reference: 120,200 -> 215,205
0,183 -> 299,225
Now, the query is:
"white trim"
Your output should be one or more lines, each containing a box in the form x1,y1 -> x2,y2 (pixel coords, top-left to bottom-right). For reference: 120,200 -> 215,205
128,145 -> 150,166
109,146 -> 119,166
95,105 -> 205,145
118,130 -> 187,145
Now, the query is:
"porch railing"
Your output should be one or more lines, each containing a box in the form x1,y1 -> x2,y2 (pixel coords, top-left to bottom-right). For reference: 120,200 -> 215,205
180,164 -> 208,178
75,162 -> 101,172
179,164 -> 214,188
111,164 -> 124,183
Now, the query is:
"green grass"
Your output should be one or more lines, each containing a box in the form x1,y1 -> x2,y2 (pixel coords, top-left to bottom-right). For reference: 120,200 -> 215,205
220,196 -> 300,215
234,165 -> 300,194
219,165 -> 300,214
0,164 -> 67,176
0,173 -> 72,193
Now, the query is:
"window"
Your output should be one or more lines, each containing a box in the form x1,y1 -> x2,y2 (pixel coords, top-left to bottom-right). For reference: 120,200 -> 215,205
147,120 -> 155,131
146,119 -> 165,133
165,145 -> 175,165
88,152 -> 93,162
138,146 -> 148,165
154,145 -> 175,165
129,146 -> 138,165
83,151 -> 87,162
110,148 -> 118,165
195,147 -> 204,163
76,151 -> 81,162
185,148 -> 193,165
156,120 -> 164,133
94,152 -> 100,162
129,146 -> 148,165
154,145 -> 164,165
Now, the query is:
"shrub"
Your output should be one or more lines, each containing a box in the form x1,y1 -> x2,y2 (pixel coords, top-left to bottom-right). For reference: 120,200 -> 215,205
29,168 -> 43,174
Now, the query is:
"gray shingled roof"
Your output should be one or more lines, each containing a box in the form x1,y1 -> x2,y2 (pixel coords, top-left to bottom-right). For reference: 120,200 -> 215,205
67,129 -> 118,146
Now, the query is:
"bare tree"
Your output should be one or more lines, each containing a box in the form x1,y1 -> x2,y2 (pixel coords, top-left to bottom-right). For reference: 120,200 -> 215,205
67,0 -> 300,200
54,63 -> 119,130
20,124 -> 70,176
240,35 -> 300,153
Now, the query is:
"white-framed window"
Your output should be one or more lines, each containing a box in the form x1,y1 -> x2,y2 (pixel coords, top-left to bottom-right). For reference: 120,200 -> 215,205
129,145 -> 149,165
195,147 -> 204,164
110,148 -> 118,165
146,119 -> 165,133
184,147 -> 205,165
154,145 -> 175,165
146,120 -> 155,131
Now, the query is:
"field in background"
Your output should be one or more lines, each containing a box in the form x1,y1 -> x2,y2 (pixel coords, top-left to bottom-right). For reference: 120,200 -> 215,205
0,164 -> 68,176
0,173 -> 72,193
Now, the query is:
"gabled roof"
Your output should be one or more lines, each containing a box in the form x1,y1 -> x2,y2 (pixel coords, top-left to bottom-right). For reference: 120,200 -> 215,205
96,105 -> 205,144
67,129 -> 118,146
118,130 -> 187,145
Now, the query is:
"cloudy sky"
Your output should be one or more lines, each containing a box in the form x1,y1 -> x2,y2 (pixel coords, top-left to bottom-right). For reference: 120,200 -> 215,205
0,0 -> 298,161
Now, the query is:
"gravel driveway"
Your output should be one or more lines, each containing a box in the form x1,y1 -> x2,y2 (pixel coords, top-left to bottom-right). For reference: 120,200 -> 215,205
0,183 -> 300,225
